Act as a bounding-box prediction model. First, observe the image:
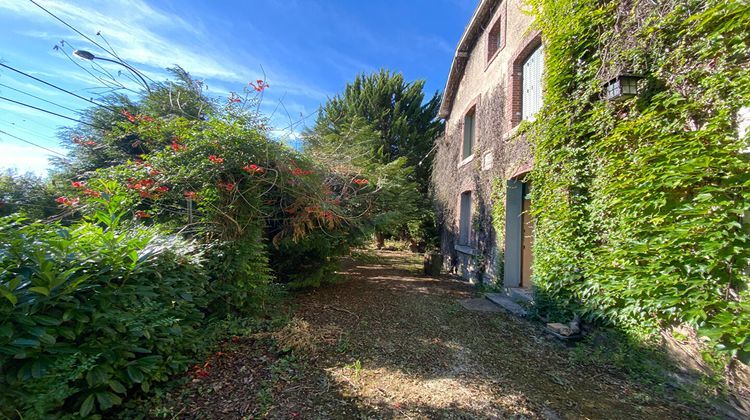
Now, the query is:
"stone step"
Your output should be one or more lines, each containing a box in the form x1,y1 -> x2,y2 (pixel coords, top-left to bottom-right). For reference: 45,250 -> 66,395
485,293 -> 528,317
508,287 -> 534,304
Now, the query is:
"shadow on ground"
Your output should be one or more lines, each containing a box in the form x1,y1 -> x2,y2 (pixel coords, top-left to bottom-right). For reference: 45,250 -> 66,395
161,250 -> 714,419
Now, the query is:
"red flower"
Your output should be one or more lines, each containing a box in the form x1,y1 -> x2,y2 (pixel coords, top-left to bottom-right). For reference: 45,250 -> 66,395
120,109 -> 137,123
55,196 -> 79,207
243,163 -> 265,174
208,155 -> 224,164
71,181 -> 85,188
82,189 -> 101,198
291,167 -> 311,176
135,210 -> 151,219
184,191 -> 198,199
218,182 -> 235,192
155,186 -> 169,193
140,115 -> 155,122
228,92 -> 242,103
353,178 -> 369,185
249,79 -> 269,92
149,169 -> 161,176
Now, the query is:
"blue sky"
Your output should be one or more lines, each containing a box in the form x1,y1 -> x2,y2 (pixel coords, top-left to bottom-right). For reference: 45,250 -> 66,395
0,0 -> 475,175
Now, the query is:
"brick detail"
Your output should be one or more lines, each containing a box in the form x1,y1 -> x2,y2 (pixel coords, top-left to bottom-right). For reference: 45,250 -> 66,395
506,30 -> 543,130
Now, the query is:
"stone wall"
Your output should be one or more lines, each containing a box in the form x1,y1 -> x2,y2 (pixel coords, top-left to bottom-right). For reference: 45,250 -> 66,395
432,0 -> 536,282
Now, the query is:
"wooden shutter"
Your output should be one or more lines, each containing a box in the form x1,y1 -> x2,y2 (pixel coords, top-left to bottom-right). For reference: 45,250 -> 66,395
463,112 -> 474,159
522,45 -> 544,121
459,192 -> 472,245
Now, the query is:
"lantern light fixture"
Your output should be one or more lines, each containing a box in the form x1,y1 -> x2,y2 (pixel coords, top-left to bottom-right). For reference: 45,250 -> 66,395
604,73 -> 643,101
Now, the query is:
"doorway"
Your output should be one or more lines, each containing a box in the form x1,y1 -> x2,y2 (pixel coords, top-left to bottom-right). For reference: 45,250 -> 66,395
503,177 -> 534,289
520,181 -> 533,288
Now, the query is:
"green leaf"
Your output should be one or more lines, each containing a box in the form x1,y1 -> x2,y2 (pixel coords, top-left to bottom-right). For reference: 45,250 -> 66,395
108,379 -> 126,394
11,338 -> 40,348
0,285 -> 17,305
96,391 -> 121,410
33,315 -> 62,326
126,365 -> 144,383
86,366 -> 108,386
29,286 -> 50,296
80,394 -> 95,417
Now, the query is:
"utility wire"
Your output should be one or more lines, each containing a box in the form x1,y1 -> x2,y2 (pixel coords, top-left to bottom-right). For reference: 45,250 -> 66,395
0,81 -> 82,114
0,62 -> 120,113
29,0 -> 157,85
0,117 -> 59,141
0,129 -> 69,159
0,96 -> 97,127
29,0 -> 118,61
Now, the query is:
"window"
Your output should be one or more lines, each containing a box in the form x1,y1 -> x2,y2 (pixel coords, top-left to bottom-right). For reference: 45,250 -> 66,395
459,191 -> 472,245
487,15 -> 504,61
522,44 -> 544,121
462,107 -> 475,159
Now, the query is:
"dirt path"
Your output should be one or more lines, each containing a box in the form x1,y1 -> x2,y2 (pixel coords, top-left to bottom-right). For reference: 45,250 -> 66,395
163,251 -> 701,419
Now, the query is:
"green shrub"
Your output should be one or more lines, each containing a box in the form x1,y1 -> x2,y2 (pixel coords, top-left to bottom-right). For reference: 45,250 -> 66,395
0,196 -> 209,417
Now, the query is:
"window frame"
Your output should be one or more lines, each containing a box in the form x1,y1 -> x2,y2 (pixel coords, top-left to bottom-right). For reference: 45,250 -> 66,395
462,106 -> 476,160
521,44 -> 544,122
486,10 -> 506,65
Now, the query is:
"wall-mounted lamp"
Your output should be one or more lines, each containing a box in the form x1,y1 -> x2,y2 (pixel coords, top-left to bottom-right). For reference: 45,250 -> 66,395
603,73 -> 643,101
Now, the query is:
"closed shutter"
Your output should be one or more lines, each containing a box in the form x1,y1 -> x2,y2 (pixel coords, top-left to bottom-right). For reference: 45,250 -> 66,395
459,192 -> 472,245
463,113 -> 474,159
522,45 -> 544,121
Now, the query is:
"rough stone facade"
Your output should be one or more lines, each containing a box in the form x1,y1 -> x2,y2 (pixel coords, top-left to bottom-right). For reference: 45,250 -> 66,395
432,0 -> 539,283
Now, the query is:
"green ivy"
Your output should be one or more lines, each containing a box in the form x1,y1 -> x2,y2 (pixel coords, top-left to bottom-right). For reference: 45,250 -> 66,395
526,0 -> 750,362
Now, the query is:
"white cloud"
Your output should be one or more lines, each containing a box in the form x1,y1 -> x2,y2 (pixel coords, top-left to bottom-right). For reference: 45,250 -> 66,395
0,142 -> 62,176
0,0 -> 328,102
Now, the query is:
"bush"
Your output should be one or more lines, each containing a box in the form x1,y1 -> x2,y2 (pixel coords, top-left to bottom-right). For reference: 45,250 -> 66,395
0,195 -> 210,417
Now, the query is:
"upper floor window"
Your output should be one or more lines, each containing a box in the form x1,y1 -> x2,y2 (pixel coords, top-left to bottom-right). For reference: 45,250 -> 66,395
463,107 -> 475,159
522,44 -> 544,121
487,14 -> 504,61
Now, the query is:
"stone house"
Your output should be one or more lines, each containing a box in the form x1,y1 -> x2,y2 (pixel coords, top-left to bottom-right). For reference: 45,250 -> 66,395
432,0 -> 543,289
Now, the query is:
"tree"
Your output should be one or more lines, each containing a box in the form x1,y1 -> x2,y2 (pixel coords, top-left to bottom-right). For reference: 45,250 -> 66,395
310,69 -> 443,192
305,70 -> 443,248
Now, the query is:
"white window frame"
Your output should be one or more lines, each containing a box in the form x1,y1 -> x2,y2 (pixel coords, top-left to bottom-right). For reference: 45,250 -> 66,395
522,45 -> 544,121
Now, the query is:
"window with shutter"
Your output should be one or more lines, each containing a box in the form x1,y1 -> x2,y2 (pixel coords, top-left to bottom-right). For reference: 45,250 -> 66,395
462,108 -> 475,159
459,191 -> 472,245
522,45 -> 544,121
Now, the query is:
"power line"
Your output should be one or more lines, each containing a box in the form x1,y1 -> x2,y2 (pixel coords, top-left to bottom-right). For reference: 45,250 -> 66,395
0,96 -> 96,127
0,81 -> 82,114
29,0 -> 157,85
0,62 -> 119,113
28,0 -> 118,61
0,129 -> 69,159
0,117 -> 59,140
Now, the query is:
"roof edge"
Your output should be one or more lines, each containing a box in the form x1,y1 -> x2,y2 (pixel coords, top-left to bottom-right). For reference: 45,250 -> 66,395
439,0 -> 498,119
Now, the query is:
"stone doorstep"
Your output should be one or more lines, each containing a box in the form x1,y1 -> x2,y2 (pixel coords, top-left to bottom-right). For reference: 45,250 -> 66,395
484,293 -> 528,317
507,287 -> 534,304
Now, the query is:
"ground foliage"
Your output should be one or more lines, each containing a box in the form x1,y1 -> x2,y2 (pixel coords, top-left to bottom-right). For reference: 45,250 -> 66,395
525,0 -> 750,369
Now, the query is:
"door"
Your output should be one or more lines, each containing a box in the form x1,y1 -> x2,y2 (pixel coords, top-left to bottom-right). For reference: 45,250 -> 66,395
520,181 -> 534,288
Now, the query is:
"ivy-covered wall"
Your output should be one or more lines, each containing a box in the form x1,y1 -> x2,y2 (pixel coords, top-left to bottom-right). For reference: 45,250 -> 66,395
526,0 -> 750,364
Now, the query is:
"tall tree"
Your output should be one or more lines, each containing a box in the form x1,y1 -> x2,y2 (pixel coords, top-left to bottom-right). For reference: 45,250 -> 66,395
305,70 -> 443,247
310,70 -> 443,193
